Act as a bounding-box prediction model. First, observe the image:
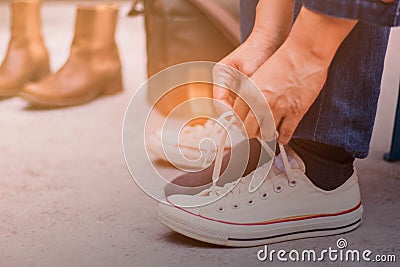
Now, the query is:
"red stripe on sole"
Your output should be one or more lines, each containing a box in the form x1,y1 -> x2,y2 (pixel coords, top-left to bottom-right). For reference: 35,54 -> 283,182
167,200 -> 362,226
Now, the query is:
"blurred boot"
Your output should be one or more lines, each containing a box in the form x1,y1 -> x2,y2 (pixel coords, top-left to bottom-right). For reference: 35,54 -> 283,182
0,0 -> 50,97
20,4 -> 123,107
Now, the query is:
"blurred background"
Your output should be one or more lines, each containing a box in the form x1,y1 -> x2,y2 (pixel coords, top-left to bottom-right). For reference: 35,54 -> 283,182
0,1 -> 399,266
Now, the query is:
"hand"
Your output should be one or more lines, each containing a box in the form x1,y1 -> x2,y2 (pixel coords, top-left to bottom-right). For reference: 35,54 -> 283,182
213,32 -> 281,114
213,0 -> 294,115
248,43 -> 329,144
226,7 -> 357,144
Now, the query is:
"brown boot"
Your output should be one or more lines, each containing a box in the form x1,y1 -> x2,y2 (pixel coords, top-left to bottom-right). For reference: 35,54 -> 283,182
0,0 -> 50,97
20,4 -> 123,107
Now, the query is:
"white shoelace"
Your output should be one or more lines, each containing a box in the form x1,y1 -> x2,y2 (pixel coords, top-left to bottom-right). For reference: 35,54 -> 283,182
174,111 -> 236,168
200,111 -> 236,168
202,112 -> 296,197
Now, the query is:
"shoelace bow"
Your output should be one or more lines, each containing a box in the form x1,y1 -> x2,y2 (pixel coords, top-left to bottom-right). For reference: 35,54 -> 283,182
200,111 -> 296,198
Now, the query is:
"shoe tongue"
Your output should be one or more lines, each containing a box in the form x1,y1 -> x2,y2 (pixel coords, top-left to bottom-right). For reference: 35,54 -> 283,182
273,146 -> 306,173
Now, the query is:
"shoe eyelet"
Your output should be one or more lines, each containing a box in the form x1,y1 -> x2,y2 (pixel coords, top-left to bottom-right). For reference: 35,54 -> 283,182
247,199 -> 255,205
289,180 -> 297,187
217,206 -> 225,213
259,192 -> 269,200
274,186 -> 282,193
232,203 -> 240,209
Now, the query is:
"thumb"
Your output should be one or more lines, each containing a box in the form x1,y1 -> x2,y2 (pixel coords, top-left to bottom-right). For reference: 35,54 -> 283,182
212,63 -> 240,114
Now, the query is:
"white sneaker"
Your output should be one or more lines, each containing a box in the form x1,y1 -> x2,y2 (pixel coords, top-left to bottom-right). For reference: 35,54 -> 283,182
158,145 -> 363,247
148,112 -> 245,170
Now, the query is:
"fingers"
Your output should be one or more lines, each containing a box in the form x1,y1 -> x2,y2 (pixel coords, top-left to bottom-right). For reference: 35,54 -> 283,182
213,85 -> 234,114
277,116 -> 301,144
212,63 -> 240,113
233,96 -> 250,121
271,96 -> 304,144
242,109 -> 259,138
268,106 -> 299,145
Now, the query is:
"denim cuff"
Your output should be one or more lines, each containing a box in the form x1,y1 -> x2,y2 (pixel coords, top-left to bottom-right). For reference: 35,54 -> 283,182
302,0 -> 400,27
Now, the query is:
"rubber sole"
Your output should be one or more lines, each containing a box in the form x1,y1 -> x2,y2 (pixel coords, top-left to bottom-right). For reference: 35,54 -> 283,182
158,203 -> 363,247
0,89 -> 20,98
19,87 -> 123,108
19,72 -> 123,108
19,91 -> 97,108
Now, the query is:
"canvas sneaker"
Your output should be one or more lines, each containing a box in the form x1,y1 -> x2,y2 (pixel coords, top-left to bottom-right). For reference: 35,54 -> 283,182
158,144 -> 363,247
147,112 -> 245,170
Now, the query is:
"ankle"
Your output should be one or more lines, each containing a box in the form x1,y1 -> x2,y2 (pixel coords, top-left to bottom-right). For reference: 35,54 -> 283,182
289,139 -> 355,191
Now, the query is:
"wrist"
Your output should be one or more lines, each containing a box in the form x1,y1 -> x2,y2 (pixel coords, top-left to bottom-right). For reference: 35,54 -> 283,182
282,35 -> 333,70
247,27 -> 283,57
285,6 -> 357,67
248,0 -> 294,57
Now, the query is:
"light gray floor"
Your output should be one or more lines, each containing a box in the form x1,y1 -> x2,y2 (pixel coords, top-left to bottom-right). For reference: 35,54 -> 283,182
0,1 -> 399,267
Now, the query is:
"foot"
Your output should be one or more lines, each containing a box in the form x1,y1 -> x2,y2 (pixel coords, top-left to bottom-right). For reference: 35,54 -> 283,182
158,145 -> 362,247
18,5 -> 122,107
0,0 -> 50,97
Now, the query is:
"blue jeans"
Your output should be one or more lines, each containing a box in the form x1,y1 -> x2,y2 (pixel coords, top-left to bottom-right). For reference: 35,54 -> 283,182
240,0 -> 393,158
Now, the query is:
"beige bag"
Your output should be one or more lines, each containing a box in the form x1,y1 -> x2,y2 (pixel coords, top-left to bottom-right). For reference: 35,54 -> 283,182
142,0 -> 241,116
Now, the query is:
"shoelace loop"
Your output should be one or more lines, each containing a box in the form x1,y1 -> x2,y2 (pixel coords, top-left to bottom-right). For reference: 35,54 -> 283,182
208,118 -> 296,198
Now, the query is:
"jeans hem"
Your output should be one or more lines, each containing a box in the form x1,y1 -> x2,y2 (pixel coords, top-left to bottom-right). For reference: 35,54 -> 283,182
395,2 -> 400,26
302,0 -> 400,27
291,136 -> 369,159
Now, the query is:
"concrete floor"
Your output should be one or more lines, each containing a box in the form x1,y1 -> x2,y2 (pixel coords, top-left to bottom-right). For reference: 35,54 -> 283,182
0,1 -> 399,267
